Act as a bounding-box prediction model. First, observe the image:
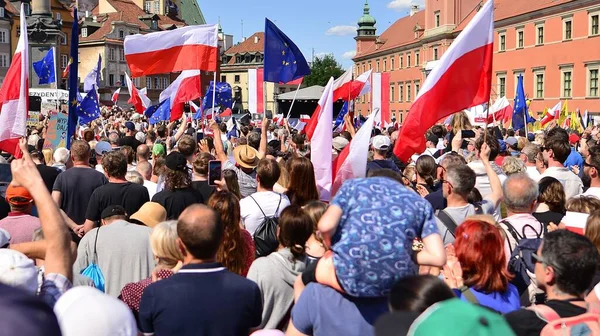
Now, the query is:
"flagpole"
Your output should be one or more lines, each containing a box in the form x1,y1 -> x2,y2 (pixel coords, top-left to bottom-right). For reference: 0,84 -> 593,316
211,71 -> 217,120
263,77 -> 267,118
53,46 -> 60,112
285,82 -> 301,119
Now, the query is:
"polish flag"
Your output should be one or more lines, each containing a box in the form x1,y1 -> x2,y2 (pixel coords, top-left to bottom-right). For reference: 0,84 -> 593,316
305,82 -> 336,140
331,109 -> 378,196
248,68 -> 264,115
189,100 -> 200,114
541,101 -> 562,126
125,73 -> 151,114
299,114 -> 310,122
273,114 -> 284,126
333,69 -> 372,102
159,70 -> 202,121
0,4 -> 28,157
393,0 -> 494,162
372,72 -> 390,125
310,77 -> 334,201
111,87 -> 121,104
489,96 -> 513,123
124,24 -> 219,77
220,108 -> 232,117
62,57 -> 72,79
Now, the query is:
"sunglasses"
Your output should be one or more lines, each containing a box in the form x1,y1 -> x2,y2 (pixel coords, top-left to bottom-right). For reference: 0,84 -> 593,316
584,161 -> 600,170
531,253 -> 562,274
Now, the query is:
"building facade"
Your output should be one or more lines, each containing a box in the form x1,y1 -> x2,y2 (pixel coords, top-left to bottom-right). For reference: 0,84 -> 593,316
0,0 -> 12,85
353,0 -> 600,123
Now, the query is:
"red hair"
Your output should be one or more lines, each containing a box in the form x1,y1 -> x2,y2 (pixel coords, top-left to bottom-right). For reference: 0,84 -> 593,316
455,220 -> 513,293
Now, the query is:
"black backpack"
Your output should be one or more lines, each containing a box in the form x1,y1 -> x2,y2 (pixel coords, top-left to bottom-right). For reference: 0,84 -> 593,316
251,194 -> 282,258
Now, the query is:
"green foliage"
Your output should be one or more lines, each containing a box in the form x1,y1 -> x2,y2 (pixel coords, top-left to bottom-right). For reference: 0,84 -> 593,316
303,54 -> 344,87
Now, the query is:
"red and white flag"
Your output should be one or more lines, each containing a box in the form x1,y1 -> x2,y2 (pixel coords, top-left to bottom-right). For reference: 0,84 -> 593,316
541,101 -> 562,126
273,114 -> 284,126
111,87 -> 121,104
393,0 -> 494,162
489,96 -> 513,123
125,73 -> 151,114
305,81 -> 337,140
125,24 -> 218,77
331,109 -> 378,196
0,4 -> 28,156
372,72 -> 390,125
189,101 -> 199,113
220,108 -> 232,118
248,68 -> 264,115
332,69 -> 372,102
310,77 -> 334,201
160,70 -> 202,121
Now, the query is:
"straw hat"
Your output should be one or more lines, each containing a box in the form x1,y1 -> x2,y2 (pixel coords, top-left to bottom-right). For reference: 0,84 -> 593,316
233,145 -> 260,169
130,202 -> 167,228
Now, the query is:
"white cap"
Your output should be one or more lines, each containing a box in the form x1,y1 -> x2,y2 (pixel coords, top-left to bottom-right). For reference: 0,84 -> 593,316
135,131 -> 146,144
371,135 -> 391,150
0,249 -> 38,294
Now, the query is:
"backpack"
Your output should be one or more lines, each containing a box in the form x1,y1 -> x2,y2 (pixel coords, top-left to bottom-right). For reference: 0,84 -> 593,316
500,220 -> 543,299
80,228 -> 106,292
528,304 -> 600,336
251,194 -> 282,258
458,286 -> 501,314
436,204 -> 483,238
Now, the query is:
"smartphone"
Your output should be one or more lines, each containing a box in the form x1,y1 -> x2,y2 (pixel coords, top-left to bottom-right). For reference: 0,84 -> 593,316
265,110 -> 273,120
196,132 -> 204,142
208,160 -> 222,186
461,130 -> 476,138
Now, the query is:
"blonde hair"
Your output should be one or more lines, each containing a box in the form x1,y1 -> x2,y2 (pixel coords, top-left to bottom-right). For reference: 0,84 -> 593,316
567,196 -> 600,214
303,201 -> 328,231
451,111 -> 472,131
277,160 -> 290,189
502,156 -> 526,176
586,210 -> 600,255
150,221 -> 183,268
42,148 -> 54,165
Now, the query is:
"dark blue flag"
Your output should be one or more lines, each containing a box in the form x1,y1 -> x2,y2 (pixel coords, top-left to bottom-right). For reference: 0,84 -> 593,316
512,74 -> 535,131
32,47 -> 55,85
263,18 -> 311,84
333,102 -> 349,130
77,86 -> 101,125
149,98 -> 171,125
201,81 -> 232,111
67,7 -> 79,149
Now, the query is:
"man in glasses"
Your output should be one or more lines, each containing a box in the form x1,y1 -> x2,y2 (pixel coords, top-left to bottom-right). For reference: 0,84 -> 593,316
580,145 -> 600,199
539,127 -> 583,199
505,230 -> 598,336
519,144 -> 541,181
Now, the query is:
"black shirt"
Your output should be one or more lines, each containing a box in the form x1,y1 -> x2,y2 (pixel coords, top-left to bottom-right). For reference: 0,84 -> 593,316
53,167 -> 108,225
425,188 -> 446,211
504,300 -> 587,336
118,136 -> 142,152
0,197 -> 9,220
152,187 -> 204,220
191,180 -> 215,205
533,211 -> 565,229
37,164 -> 61,192
85,182 -> 149,221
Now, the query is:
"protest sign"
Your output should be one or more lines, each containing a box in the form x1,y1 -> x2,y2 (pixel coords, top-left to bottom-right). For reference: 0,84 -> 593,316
43,111 -> 69,149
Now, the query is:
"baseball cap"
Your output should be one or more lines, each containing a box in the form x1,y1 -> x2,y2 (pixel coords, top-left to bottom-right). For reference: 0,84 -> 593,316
569,133 -> 580,145
165,151 -> 188,171
5,184 -> 33,206
135,131 -> 146,143
125,121 -> 135,131
372,135 -> 391,150
95,141 -> 112,155
408,299 -> 516,336
0,249 -> 38,294
332,136 -> 349,152
505,136 -> 518,147
100,205 -> 127,220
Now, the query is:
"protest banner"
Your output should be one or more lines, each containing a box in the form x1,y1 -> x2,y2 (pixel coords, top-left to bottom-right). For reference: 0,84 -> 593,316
43,111 -> 69,149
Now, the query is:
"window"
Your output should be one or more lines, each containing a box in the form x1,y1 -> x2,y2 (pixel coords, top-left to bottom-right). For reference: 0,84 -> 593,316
498,76 -> 506,97
535,73 -> 544,98
109,47 -> 115,61
415,82 -> 420,95
146,77 -> 152,89
119,48 -> 125,62
435,11 -> 440,28
154,77 -> 160,89
0,7 -> 5,17
563,71 -> 572,98
120,75 -> 125,87
109,74 -> 115,86
390,84 -> 395,102
391,57 -> 395,70
590,69 -> 599,97
564,19 -> 572,40
433,48 -> 438,60
0,53 -> 8,68
81,28 -> 88,38
517,29 -> 524,49
162,77 -> 168,88
383,59 -> 387,72
499,33 -> 506,51
221,75 -> 226,82
145,1 -> 151,12
399,55 -> 403,68
23,3 -> 30,15
151,20 -> 158,30
234,75 -> 240,83
0,29 -> 7,43
56,12 -> 61,20
256,54 -> 263,63
154,1 -> 160,13
245,54 -> 251,63
399,83 -> 404,102
415,52 -> 420,66
376,60 -> 380,72
407,54 -> 411,67
592,14 -> 599,36
537,25 -> 544,45
60,35 -> 67,45
61,54 -> 67,68
134,77 -> 141,87
119,30 -> 124,39
407,85 -> 412,102
235,55 -> 242,63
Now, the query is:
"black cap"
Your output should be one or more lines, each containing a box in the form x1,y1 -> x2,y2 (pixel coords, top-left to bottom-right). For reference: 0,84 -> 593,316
426,134 -> 439,144
100,205 -> 127,219
165,151 -> 187,171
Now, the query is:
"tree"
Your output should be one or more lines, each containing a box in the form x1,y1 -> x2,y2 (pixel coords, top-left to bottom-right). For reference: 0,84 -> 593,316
303,54 -> 344,87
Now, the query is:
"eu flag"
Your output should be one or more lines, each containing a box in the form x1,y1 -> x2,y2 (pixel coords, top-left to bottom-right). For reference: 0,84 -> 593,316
512,74 -> 535,131
263,18 -> 311,84
149,98 -> 171,125
201,81 -> 232,110
77,86 -> 101,125
333,102 -> 349,131
33,47 -> 56,85
66,7 -> 79,149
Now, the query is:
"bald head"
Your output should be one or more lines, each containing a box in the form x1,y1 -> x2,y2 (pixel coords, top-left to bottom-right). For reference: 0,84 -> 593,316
177,205 -> 222,260
503,173 -> 538,213
137,144 -> 150,162
136,161 -> 153,180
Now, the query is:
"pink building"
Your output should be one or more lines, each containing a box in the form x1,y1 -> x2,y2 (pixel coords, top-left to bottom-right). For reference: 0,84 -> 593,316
353,0 -> 600,123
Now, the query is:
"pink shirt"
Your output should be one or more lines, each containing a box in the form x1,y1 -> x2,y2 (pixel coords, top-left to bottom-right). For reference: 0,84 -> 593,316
0,212 -> 41,244
500,213 -> 544,263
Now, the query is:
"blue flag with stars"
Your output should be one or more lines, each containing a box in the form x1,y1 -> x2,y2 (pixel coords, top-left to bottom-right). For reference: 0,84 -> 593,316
67,7 -> 79,149
33,47 -> 56,85
76,86 -> 101,125
149,98 -> 171,125
263,18 -> 311,84
201,81 -> 232,111
512,74 -> 535,131
333,102 -> 349,130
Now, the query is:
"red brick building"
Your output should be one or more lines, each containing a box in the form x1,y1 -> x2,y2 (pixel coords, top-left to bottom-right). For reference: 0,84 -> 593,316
353,0 -> 600,123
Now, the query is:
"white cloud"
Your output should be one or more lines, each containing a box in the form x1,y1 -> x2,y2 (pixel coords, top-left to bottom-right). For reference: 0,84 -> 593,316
387,0 -> 424,11
325,25 -> 357,36
314,52 -> 332,59
342,50 -> 357,59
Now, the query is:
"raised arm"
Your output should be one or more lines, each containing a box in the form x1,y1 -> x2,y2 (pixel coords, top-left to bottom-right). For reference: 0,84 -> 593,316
480,142 -> 503,207
172,114 -> 187,144
209,121 -> 228,163
259,118 -> 270,159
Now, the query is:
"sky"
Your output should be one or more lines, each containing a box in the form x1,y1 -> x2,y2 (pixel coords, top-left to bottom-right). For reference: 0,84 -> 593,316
198,0 -> 425,68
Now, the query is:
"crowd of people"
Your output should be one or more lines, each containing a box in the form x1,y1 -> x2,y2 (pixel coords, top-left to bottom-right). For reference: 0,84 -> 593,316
1,105 -> 600,336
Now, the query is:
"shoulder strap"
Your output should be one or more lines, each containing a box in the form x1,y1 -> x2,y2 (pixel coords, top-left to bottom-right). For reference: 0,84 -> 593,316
527,304 -> 561,322
437,210 -> 458,237
249,195 -> 267,218
274,194 -> 282,214
459,286 -> 480,305
93,227 -> 100,263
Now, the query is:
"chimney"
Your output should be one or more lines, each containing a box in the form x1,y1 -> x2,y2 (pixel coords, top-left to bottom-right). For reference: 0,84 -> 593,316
410,5 -> 419,17
254,35 -> 258,44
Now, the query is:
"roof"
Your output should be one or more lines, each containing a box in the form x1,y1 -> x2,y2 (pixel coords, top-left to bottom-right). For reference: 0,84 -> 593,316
277,85 -> 324,101
179,0 -> 206,25
224,32 -> 264,55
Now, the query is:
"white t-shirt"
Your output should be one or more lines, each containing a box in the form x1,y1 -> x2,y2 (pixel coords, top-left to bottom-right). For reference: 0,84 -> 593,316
582,187 -> 600,199
240,191 -> 291,236
144,180 -> 158,199
540,167 -> 583,200
526,166 -> 541,181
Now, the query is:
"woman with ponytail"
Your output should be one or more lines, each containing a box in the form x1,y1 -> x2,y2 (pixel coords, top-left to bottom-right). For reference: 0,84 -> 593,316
247,205 -> 313,330
415,155 -> 438,194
